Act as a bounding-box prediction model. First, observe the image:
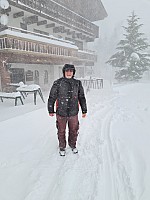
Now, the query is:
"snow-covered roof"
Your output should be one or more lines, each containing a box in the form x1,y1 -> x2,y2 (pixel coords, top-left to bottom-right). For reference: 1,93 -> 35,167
0,28 -> 78,50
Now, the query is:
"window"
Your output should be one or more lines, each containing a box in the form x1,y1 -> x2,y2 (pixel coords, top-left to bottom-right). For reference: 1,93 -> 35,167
26,70 -> 33,81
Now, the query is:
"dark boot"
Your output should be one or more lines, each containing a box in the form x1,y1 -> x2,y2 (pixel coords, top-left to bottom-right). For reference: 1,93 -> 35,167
59,148 -> 66,156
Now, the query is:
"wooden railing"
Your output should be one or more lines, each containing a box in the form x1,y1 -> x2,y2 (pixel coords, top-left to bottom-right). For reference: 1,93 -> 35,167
80,78 -> 103,89
0,36 -> 97,61
0,36 -> 76,56
0,26 -> 97,62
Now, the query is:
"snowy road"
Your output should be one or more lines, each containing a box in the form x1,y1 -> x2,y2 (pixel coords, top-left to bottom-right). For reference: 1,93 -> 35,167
0,82 -> 150,200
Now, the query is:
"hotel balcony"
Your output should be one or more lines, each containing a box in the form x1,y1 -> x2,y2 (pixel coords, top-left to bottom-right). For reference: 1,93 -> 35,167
0,27 -> 97,63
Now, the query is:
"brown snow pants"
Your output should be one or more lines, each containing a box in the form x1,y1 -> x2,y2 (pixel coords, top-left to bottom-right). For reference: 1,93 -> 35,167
56,114 -> 79,149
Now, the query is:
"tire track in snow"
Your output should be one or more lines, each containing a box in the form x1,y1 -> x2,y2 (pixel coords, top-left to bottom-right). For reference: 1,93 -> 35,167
100,102 -> 136,200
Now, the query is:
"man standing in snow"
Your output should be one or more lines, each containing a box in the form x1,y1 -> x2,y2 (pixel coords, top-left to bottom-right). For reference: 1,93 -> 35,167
48,64 -> 87,156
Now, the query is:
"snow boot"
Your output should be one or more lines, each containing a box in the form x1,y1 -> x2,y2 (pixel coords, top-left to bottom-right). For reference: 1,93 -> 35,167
59,148 -> 66,156
71,147 -> 78,154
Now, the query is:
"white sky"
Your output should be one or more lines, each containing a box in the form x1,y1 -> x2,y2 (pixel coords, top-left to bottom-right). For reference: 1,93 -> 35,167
99,0 -> 150,38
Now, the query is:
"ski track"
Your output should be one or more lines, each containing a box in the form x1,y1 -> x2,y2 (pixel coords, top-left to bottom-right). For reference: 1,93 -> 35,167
14,91 -> 138,200
100,97 -> 137,200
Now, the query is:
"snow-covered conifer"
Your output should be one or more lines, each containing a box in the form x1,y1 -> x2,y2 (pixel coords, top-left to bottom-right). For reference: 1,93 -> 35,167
106,11 -> 150,82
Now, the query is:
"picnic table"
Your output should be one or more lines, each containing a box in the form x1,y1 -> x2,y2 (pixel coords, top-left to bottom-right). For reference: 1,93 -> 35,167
0,91 -> 24,106
9,82 -> 25,87
16,84 -> 45,105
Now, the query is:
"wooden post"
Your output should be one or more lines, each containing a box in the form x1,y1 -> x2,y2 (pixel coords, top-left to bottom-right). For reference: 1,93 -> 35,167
0,56 -> 11,91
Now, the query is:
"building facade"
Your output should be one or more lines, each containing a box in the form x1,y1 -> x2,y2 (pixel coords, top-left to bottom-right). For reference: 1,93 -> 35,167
0,0 -> 107,91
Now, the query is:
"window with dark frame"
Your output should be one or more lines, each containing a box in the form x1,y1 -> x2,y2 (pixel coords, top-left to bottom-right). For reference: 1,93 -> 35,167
26,70 -> 33,81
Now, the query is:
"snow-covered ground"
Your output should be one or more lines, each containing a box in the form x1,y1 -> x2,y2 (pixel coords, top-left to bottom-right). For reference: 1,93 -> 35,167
0,82 -> 150,200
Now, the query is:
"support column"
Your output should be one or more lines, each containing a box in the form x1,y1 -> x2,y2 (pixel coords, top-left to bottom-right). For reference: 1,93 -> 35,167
0,59 -> 11,91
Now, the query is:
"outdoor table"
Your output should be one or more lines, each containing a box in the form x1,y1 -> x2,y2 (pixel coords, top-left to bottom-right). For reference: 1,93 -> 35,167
9,82 -> 26,92
9,82 -> 25,87
0,91 -> 24,106
16,84 -> 45,105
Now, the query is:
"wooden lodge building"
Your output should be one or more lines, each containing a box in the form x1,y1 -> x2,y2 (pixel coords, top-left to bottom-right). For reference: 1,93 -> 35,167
0,0 -> 107,91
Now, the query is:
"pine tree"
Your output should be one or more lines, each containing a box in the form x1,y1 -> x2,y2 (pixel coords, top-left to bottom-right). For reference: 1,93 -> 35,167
106,11 -> 150,82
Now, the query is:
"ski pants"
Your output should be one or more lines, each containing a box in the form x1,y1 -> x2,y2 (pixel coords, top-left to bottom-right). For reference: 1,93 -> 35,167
56,114 -> 79,149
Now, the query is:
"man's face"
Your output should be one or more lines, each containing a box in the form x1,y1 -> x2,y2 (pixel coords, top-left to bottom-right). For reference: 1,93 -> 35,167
65,69 -> 74,79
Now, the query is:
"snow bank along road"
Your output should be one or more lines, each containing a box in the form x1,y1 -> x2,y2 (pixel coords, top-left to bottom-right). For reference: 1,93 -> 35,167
0,83 -> 149,200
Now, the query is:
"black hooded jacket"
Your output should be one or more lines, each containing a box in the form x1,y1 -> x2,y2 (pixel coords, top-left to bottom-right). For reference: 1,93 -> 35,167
48,77 -> 87,117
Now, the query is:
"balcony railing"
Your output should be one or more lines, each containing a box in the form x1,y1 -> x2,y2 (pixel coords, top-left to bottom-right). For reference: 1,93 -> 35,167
0,36 -> 77,57
9,0 -> 99,37
0,27 -> 97,62
0,37 -> 97,61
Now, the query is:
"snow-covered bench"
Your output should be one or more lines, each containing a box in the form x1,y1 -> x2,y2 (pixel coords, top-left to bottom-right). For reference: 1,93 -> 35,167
16,84 -> 45,105
0,92 -> 24,106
